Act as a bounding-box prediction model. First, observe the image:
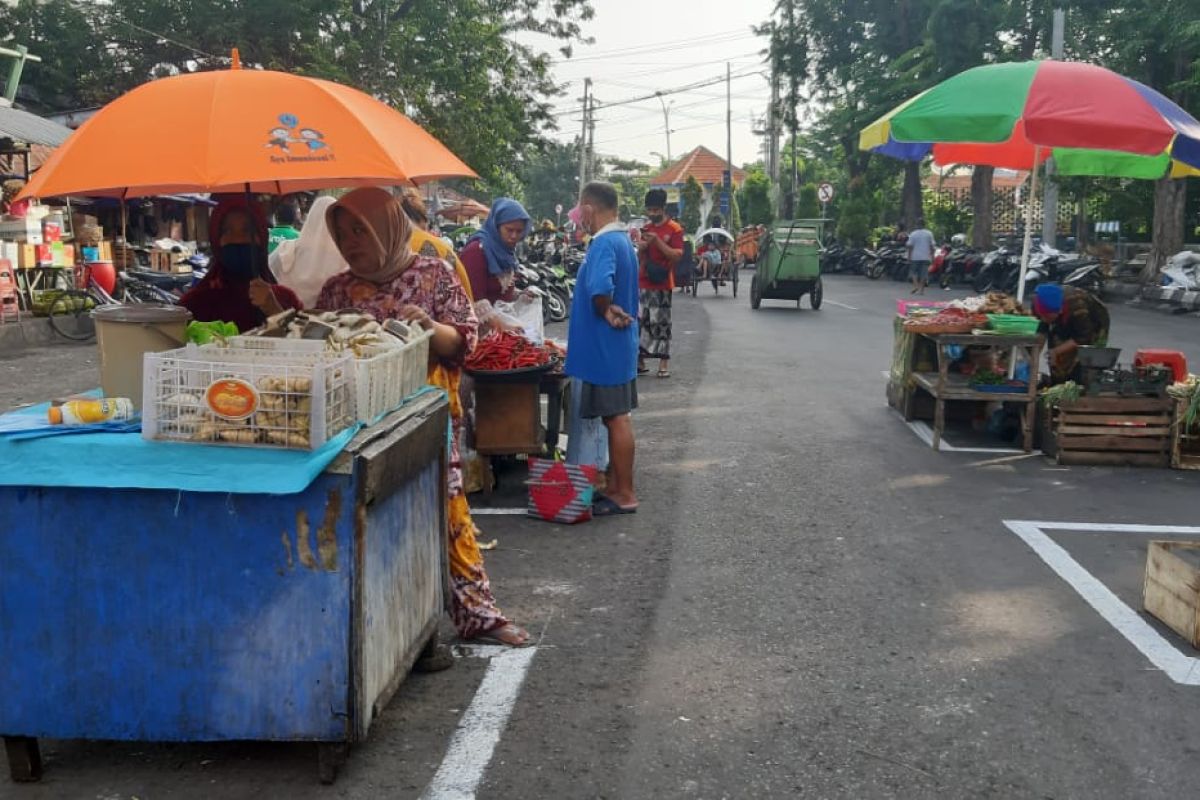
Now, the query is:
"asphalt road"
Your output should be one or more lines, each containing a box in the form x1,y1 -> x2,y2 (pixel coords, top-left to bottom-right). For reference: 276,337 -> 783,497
6,276 -> 1200,799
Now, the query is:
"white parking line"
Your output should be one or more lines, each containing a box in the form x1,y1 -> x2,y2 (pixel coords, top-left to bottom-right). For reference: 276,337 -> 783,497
470,508 -> 528,516
824,300 -> 859,311
1003,520 -> 1200,686
422,646 -> 539,799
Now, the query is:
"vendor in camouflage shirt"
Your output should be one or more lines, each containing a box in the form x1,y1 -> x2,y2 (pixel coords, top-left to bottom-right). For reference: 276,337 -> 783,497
1032,284 -> 1110,384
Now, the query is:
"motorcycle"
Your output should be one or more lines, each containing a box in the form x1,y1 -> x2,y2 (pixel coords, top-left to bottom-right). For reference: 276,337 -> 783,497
820,239 -> 847,274
514,263 -> 573,324
865,241 -> 909,281
1062,260 -> 1105,295
938,246 -> 982,289
972,247 -> 1021,293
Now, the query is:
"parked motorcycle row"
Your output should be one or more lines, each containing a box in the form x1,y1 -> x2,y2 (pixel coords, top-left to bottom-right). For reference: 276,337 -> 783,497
820,235 -> 1105,297
514,235 -> 583,324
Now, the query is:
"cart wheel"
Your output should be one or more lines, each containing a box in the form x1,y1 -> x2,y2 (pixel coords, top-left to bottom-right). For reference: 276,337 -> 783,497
810,278 -> 823,310
750,275 -> 761,310
4,737 -> 43,783
317,742 -> 348,785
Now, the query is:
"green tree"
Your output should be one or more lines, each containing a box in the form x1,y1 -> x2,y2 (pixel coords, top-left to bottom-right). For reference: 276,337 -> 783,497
796,184 -> 820,218
0,0 -> 596,187
740,169 -> 775,226
680,176 -> 703,234
521,141 -> 581,223
602,157 -> 652,220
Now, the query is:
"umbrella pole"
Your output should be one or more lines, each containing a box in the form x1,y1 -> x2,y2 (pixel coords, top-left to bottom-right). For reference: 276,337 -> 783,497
1016,146 -> 1041,304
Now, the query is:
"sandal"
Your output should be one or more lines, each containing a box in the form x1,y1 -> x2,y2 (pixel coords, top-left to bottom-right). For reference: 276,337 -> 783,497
593,494 -> 638,516
472,623 -> 532,648
637,366 -> 651,375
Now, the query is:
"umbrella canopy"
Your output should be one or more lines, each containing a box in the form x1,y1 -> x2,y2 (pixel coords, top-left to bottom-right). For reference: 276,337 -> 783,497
19,59 -> 476,200
860,60 -> 1200,179
697,227 -> 734,241
438,199 -> 490,223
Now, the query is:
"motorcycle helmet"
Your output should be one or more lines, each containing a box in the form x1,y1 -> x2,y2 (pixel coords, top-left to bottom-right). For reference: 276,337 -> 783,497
951,233 -> 966,246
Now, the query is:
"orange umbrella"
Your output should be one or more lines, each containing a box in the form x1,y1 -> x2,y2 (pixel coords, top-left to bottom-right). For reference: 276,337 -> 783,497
19,54 -> 476,200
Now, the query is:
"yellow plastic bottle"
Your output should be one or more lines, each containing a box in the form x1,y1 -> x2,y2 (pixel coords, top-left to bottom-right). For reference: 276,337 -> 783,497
47,398 -> 135,425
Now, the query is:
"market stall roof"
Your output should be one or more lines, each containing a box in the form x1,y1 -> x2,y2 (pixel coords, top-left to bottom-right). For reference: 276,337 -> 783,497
0,103 -> 73,147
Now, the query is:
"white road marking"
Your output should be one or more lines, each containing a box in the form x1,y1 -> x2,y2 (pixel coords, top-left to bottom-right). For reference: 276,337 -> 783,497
422,646 -> 539,799
470,507 -> 528,516
825,300 -> 859,311
1002,520 -> 1200,686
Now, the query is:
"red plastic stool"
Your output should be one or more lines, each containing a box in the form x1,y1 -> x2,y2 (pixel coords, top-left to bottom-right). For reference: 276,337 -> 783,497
0,260 -> 20,323
1135,349 -> 1187,383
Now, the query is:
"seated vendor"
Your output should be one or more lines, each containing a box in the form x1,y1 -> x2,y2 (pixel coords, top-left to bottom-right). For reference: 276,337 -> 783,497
457,198 -> 532,304
1032,284 -> 1110,384
180,197 -> 302,331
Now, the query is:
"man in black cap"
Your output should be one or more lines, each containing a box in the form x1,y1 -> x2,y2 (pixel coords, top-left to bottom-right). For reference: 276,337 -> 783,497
637,188 -> 684,378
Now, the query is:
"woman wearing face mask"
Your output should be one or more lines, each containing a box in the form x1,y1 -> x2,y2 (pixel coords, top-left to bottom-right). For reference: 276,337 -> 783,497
457,197 -> 532,304
316,187 -> 530,648
180,196 -> 302,331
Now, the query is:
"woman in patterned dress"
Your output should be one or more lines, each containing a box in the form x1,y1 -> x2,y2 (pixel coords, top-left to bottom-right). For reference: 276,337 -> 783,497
317,187 -> 529,647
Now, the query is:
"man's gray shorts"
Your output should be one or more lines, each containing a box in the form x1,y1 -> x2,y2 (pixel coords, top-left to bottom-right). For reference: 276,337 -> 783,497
579,379 -> 639,419
910,260 -> 931,281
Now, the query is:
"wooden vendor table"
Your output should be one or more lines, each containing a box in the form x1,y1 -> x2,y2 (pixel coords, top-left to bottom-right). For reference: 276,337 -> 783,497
473,371 -> 568,456
908,332 -> 1044,452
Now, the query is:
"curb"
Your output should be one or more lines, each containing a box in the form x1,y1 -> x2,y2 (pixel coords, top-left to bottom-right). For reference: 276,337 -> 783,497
0,317 -> 71,353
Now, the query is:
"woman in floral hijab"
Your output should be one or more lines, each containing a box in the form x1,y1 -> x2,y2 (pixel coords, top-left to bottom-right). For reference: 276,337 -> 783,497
318,187 -> 530,647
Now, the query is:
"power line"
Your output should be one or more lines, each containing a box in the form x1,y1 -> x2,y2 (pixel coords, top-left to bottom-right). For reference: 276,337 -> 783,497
62,0 -> 219,60
551,30 -> 757,63
553,68 -> 766,118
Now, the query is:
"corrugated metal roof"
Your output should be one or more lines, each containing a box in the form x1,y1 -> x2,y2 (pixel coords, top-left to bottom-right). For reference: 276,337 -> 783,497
0,105 -> 73,147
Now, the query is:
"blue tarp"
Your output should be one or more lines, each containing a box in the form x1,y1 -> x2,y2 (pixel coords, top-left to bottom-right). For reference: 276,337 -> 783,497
0,400 -> 358,495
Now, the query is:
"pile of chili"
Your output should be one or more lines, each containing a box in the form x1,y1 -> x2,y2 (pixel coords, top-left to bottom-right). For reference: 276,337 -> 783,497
466,331 -> 557,372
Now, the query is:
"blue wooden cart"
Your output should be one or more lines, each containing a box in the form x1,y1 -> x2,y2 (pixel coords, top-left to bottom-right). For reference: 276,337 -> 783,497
0,392 -> 449,784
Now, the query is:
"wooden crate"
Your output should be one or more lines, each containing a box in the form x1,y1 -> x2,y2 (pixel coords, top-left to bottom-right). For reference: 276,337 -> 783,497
1053,396 -> 1172,467
1144,540 -> 1200,648
1171,399 -> 1200,470
473,381 -> 542,455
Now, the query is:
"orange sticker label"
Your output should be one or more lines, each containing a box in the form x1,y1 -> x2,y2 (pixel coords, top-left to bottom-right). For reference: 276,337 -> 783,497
206,378 -> 258,421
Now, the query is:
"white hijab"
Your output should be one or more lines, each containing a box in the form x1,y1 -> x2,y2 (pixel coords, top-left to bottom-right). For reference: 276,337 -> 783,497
269,196 -> 349,307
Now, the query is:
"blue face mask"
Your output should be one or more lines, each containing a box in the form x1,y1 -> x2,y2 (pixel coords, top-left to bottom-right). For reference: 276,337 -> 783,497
221,244 -> 257,281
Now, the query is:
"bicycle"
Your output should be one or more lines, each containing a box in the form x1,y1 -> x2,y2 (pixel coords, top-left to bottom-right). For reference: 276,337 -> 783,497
47,261 -> 178,341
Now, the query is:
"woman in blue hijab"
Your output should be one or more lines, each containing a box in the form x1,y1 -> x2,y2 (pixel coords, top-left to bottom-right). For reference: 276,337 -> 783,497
458,198 -> 532,303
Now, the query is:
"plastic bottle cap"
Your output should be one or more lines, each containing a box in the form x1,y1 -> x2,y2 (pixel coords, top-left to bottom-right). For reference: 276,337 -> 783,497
47,406 -> 63,424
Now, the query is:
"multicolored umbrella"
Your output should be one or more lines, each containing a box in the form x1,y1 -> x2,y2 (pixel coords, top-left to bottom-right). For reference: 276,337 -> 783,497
860,60 -> 1200,179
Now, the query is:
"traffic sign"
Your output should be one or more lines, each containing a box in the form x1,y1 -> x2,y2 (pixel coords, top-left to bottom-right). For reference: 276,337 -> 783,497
719,191 -> 731,215
817,183 -> 835,204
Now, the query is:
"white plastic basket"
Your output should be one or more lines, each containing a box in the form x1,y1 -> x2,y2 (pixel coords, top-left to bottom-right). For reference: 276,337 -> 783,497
222,331 -> 432,423
141,344 -> 356,450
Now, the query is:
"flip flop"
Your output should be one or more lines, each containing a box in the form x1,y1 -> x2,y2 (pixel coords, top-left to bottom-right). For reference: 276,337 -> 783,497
637,366 -> 651,375
657,370 -> 671,378
592,494 -> 637,516
471,623 -> 533,648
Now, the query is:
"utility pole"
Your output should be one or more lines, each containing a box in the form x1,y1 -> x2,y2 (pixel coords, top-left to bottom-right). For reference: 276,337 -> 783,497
768,70 -> 781,216
1,45 -> 42,104
1041,9 -> 1065,246
655,91 -> 672,163
725,61 -> 733,227
577,78 -> 591,193
587,93 -> 596,184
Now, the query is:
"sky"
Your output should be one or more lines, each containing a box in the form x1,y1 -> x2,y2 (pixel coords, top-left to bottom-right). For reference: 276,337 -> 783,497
529,0 -> 777,171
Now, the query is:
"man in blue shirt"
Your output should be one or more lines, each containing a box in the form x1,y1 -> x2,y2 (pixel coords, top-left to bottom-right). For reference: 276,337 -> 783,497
566,181 -> 640,515
905,217 -> 936,295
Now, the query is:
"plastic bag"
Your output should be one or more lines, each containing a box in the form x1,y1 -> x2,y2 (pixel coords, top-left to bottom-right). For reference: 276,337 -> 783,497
494,293 -> 545,345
